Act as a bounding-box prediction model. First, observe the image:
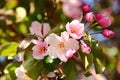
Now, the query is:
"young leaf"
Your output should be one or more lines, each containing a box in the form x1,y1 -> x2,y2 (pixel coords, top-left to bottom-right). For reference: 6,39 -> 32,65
92,40 -> 106,73
4,62 -> 20,80
94,57 -> 105,73
17,35 -> 35,52
22,53 -> 49,80
43,57 -> 60,72
79,52 -> 93,71
0,42 -> 18,57
63,60 -> 77,80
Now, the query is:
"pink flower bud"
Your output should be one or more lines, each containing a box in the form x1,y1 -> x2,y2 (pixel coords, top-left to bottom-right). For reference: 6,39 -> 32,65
102,29 -> 115,38
85,12 -> 95,22
81,3 -> 90,13
96,13 -> 111,28
66,49 -> 76,59
80,43 -> 91,54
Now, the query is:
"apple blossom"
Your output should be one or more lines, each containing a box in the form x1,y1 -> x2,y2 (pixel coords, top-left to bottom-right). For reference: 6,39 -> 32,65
32,40 -> 48,59
62,0 -> 82,19
80,42 -> 91,54
102,29 -> 115,38
63,0 -> 82,7
62,3 -> 82,19
45,33 -> 79,62
81,3 -> 91,13
29,21 -> 51,39
66,20 -> 84,39
85,12 -> 95,22
96,13 -> 111,28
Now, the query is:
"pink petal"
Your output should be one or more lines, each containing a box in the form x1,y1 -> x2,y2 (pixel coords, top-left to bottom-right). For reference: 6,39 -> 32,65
56,50 -> 68,62
61,31 -> 69,41
43,23 -> 51,37
66,49 -> 76,59
29,21 -> 42,37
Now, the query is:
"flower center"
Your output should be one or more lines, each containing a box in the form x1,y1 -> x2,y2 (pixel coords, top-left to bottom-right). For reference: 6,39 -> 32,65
71,29 -> 76,33
58,42 -> 65,49
39,47 -> 46,53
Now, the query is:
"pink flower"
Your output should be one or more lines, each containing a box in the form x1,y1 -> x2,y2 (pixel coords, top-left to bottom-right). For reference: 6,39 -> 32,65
63,0 -> 82,7
29,21 -> 51,39
80,43 -> 91,54
62,0 -> 82,19
62,3 -> 81,19
66,20 -> 84,39
45,33 -> 79,62
85,12 -> 95,22
102,29 -> 115,38
96,13 -> 111,28
32,40 -> 48,59
81,3 -> 90,13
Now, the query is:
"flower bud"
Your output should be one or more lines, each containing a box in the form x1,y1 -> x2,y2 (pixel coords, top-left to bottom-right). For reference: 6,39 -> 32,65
102,29 -> 115,38
81,3 -> 90,13
80,43 -> 91,54
66,49 -> 76,59
96,13 -> 111,28
85,12 -> 95,22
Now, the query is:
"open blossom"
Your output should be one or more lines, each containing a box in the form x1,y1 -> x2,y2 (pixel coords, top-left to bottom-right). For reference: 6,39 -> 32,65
62,3 -> 81,19
66,20 -> 84,39
29,21 -> 51,39
63,0 -> 82,7
102,29 -> 115,38
80,42 -> 91,54
81,3 -> 91,13
85,12 -> 95,22
32,40 -> 48,59
62,0 -> 82,19
96,13 -> 111,28
45,32 -> 79,62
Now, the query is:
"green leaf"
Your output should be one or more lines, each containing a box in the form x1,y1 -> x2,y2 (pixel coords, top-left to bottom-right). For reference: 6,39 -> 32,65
22,53 -> 49,80
63,60 -> 77,80
0,42 -> 18,57
94,57 -> 105,73
22,53 -> 43,80
4,0 -> 17,10
43,57 -> 60,72
16,23 -> 28,34
92,40 -> 106,73
79,52 -> 93,71
4,62 -> 20,80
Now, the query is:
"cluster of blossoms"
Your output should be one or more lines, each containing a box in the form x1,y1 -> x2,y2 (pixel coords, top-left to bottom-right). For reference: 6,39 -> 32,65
15,0 -> 115,79
29,12 -> 115,62
29,20 -> 90,62
18,0 -> 115,63
62,0 -> 114,38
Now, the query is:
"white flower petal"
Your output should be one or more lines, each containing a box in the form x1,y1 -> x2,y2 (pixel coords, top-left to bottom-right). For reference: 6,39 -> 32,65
65,39 -> 79,50
56,49 -> 68,62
